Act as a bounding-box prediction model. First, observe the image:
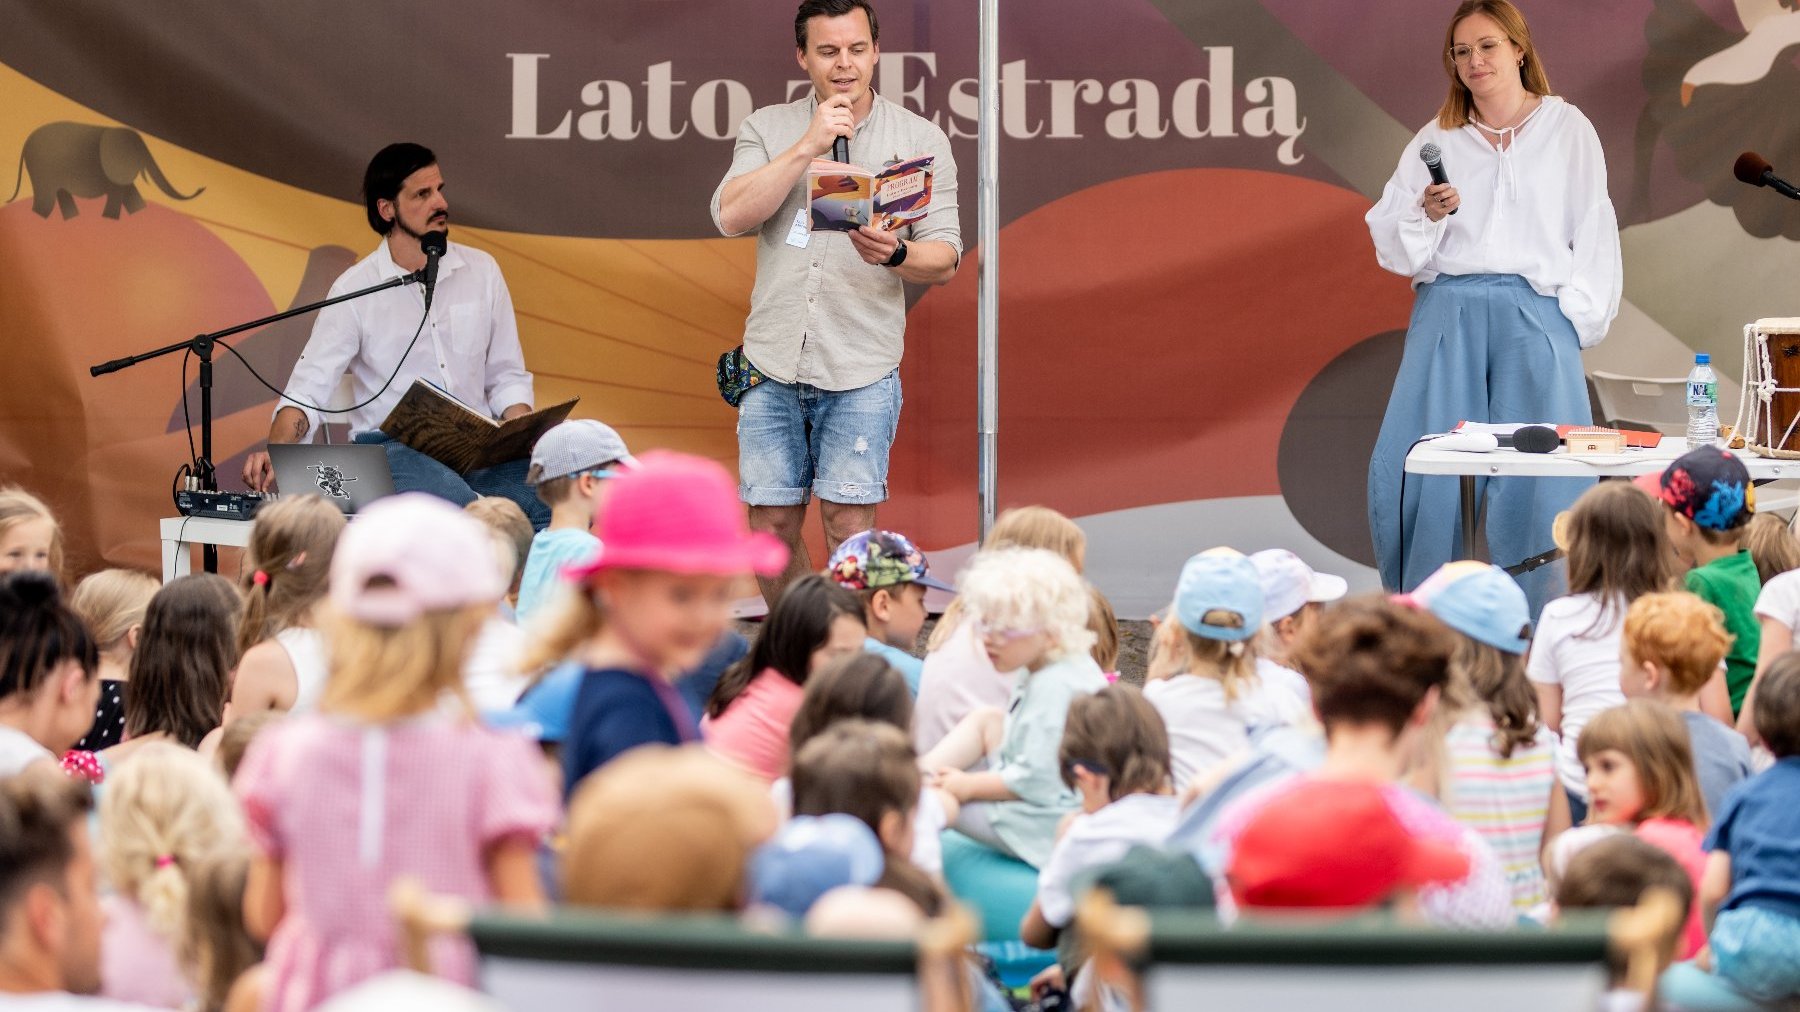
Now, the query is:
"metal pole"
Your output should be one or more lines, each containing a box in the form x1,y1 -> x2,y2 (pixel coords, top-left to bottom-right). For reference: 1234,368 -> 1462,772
976,0 -> 1000,541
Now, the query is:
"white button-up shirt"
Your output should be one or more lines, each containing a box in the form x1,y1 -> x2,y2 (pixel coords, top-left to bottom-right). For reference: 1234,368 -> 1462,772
276,238 -> 534,436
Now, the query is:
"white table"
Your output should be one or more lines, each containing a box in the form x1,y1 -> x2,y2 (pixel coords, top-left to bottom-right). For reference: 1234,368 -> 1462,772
1403,438 -> 1800,560
159,516 -> 254,582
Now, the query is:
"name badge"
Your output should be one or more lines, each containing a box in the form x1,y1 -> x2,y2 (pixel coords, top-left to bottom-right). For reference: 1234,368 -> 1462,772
784,206 -> 811,249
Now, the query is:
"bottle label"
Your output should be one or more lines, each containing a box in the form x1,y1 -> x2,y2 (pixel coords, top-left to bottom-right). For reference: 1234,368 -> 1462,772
1688,380 -> 1717,407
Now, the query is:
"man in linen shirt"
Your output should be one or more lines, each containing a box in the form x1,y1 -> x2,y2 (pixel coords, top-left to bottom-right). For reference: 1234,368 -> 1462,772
242,143 -> 545,527
711,0 -> 962,604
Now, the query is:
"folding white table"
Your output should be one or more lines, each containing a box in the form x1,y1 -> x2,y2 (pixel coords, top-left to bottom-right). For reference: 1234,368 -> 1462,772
158,515 -> 254,582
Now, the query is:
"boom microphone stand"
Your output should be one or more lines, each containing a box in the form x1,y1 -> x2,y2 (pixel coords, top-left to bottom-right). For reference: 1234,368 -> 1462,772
89,270 -> 426,572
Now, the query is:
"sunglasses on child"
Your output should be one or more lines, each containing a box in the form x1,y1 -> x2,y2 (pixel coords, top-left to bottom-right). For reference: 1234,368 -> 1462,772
977,621 -> 1042,642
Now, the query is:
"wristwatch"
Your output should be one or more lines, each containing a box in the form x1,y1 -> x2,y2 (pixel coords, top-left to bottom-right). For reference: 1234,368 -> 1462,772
882,238 -> 908,268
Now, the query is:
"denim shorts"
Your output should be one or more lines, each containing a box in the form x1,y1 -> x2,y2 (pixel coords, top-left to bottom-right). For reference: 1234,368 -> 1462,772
736,369 -> 901,506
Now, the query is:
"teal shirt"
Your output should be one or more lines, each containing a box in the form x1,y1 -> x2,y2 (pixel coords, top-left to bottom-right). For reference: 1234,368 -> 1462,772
988,652 -> 1109,868
1684,548 -> 1761,715
516,528 -> 600,625
864,637 -> 924,696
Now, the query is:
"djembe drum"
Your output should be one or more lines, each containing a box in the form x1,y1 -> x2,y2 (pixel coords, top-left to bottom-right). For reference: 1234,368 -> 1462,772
1734,318 -> 1800,458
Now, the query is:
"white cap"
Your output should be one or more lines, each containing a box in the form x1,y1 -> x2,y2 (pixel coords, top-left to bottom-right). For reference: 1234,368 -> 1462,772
527,419 -> 634,484
1249,549 -> 1348,622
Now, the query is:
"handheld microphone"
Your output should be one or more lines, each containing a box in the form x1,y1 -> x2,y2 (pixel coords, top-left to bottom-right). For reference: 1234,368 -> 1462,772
419,230 -> 448,310
832,135 -> 849,164
1734,152 -> 1800,201
1433,425 -> 1561,454
1419,143 -> 1456,214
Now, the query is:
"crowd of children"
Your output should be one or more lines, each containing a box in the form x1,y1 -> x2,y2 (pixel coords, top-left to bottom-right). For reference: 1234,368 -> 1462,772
5,436 -> 1800,1010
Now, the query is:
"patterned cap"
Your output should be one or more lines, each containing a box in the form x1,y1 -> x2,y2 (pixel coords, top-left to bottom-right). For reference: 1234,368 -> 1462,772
1658,445 -> 1754,531
825,529 -> 954,593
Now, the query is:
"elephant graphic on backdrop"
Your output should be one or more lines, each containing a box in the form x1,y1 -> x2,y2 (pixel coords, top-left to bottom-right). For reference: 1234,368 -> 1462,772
6,122 -> 203,220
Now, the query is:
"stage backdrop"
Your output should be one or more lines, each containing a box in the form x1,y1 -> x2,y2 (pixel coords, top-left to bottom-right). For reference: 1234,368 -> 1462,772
3,0 -> 1797,615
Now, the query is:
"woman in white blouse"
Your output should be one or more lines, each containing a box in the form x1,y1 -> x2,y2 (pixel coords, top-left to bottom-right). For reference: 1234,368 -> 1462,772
1365,0 -> 1621,613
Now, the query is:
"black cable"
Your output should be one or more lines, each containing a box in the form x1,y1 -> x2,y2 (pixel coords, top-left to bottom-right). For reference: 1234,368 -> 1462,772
215,307 -> 432,416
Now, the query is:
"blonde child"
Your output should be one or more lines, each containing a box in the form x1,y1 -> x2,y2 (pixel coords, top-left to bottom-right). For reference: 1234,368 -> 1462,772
1619,592 -> 1750,817
1248,548 -> 1347,706
67,568 -> 158,752
100,574 -> 240,768
98,741 -> 246,1008
914,505 -> 1087,753
533,451 -> 788,796
464,495 -> 534,611
1086,583 -> 1121,679
918,547 -> 1105,868
181,851 -> 262,1012
515,419 -> 633,624
233,493 -> 558,1010
462,497 -> 534,711
1021,684 -> 1177,951
1143,552 -> 1306,792
0,572 -> 98,775
1530,479 -> 1680,824
1410,561 -> 1565,915
1746,516 -> 1800,741
563,744 -> 778,912
1577,700 -> 1712,958
1743,512 -> 1800,587
225,494 -> 344,718
0,486 -> 62,579
702,574 -> 865,781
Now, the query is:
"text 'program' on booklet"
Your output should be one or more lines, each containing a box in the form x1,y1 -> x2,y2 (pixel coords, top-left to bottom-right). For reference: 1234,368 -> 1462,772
379,380 -> 577,475
808,155 -> 933,233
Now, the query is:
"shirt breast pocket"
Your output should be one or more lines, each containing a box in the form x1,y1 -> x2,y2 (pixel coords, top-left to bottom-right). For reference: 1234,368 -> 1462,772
442,304 -> 486,357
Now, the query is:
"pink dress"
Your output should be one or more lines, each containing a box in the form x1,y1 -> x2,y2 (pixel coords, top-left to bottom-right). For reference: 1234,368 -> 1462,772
235,712 -> 557,1012
99,894 -> 191,1008
700,669 -> 804,781
1634,817 -> 1708,959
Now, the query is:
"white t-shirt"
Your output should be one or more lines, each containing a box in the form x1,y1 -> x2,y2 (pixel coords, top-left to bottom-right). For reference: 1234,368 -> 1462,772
0,723 -> 55,777
769,775 -> 948,876
1754,569 -> 1800,633
275,626 -> 331,713
1143,674 -> 1307,791
463,615 -> 532,712
1037,793 -> 1181,927
1254,658 -> 1312,709
1526,593 -> 1626,798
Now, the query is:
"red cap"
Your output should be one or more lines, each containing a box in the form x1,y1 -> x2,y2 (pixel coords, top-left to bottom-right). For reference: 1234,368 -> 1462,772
1227,779 -> 1470,910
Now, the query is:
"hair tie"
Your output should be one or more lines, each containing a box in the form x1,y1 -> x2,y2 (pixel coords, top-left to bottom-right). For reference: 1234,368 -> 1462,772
252,570 -> 270,587
154,854 -> 177,870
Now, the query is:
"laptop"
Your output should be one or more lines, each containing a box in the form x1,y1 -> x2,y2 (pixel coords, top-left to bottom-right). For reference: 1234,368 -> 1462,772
268,444 -> 397,514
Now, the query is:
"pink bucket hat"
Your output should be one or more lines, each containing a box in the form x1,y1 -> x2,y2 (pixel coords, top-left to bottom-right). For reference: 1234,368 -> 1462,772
330,493 -> 507,627
564,450 -> 788,580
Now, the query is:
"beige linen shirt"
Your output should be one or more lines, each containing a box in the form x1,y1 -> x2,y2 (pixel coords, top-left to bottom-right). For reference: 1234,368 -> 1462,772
711,93 -> 961,391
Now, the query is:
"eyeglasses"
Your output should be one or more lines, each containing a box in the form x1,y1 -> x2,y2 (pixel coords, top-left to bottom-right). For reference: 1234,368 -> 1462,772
1449,37 -> 1511,64
977,621 -> 1041,643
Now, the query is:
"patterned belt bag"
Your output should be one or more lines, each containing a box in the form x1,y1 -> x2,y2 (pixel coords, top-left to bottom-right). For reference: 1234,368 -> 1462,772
715,345 -> 768,408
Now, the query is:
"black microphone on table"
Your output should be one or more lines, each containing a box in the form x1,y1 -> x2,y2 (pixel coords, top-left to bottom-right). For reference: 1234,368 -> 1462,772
1419,143 -> 1456,214
1432,425 -> 1562,453
832,135 -> 849,164
419,230 -> 448,310
1734,152 -> 1800,201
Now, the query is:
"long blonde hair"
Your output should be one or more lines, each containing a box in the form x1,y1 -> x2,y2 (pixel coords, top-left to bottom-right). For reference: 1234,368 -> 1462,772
236,495 -> 344,656
69,569 -> 158,659
1181,627 -> 1259,702
319,603 -> 487,721
98,742 -> 246,941
1436,0 -> 1552,129
0,486 -> 63,581
927,505 -> 1088,651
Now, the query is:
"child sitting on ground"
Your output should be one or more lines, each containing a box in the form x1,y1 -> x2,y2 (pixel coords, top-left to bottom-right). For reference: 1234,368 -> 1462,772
225,494 -> 344,717
67,568 -> 158,752
703,574 -> 865,780
537,451 -> 787,794
0,486 -> 62,579
1248,548 -> 1346,706
1689,654 -> 1800,1005
1021,684 -> 1178,951
101,574 -> 241,769
919,548 -> 1106,868
1410,561 -> 1564,916
1653,446 -> 1761,717
1619,592 -> 1750,818
515,419 -> 632,625
233,494 -> 558,1010
825,529 -> 955,695
1144,552 -> 1306,793
461,497 -> 535,710
1577,699 -> 1712,959
98,741 -> 246,1008
0,573 -> 96,776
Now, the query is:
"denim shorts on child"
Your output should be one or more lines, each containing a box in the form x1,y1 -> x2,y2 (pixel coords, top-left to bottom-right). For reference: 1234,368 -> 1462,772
736,369 -> 901,507
1711,904 -> 1800,1001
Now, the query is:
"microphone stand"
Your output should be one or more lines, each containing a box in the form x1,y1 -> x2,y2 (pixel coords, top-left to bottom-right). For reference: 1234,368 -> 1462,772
89,269 -> 425,572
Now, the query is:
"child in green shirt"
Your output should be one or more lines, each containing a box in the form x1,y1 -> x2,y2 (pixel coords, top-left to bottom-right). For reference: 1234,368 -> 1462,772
1651,446 -> 1760,716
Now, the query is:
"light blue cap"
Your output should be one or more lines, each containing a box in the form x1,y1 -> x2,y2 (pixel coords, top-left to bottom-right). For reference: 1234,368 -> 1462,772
1410,561 -> 1531,655
1174,552 -> 1265,642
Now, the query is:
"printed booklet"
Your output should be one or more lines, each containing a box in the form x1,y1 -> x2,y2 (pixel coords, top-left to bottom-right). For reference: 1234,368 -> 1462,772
808,155 -> 934,232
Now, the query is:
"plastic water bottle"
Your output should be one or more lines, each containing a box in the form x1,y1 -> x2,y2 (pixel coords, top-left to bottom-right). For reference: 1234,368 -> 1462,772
1686,353 -> 1719,447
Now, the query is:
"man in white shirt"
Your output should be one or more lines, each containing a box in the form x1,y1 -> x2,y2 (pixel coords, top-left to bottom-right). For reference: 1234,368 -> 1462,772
242,143 -> 546,527
0,771 -> 152,1010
